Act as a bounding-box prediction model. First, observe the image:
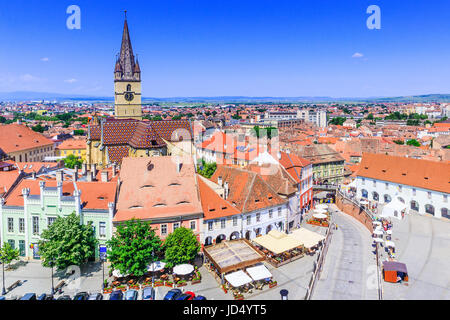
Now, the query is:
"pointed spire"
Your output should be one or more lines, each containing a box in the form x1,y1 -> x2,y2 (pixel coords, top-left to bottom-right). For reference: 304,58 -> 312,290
117,11 -> 136,80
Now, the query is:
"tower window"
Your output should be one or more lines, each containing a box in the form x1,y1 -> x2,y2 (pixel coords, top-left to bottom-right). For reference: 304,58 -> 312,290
127,84 -> 131,91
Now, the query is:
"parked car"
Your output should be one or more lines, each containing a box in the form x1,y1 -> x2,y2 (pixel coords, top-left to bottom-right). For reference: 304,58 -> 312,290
124,289 -> 138,300
163,289 -> 182,300
176,292 -> 195,301
57,295 -> 72,300
0,296 -> 5,300
73,292 -> 90,300
184,291 -> 196,300
37,294 -> 54,300
109,290 -> 123,300
142,287 -> 155,300
193,295 -> 207,300
20,293 -> 37,300
88,293 -> 103,300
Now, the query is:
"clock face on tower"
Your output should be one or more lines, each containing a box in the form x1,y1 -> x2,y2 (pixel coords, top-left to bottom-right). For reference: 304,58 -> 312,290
124,92 -> 134,102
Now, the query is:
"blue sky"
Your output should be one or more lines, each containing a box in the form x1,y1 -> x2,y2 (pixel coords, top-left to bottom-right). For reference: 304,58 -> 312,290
0,0 -> 449,98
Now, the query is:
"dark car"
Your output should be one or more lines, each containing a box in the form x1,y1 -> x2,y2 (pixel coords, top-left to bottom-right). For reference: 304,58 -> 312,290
0,296 -> 6,300
37,294 -> 54,300
193,295 -> 207,300
163,289 -> 182,300
88,293 -> 103,300
57,295 -> 72,300
20,293 -> 37,300
73,292 -> 90,300
109,290 -> 124,300
142,287 -> 155,300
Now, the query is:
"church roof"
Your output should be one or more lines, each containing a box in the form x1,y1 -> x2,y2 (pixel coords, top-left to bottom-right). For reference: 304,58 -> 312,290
116,15 -> 139,81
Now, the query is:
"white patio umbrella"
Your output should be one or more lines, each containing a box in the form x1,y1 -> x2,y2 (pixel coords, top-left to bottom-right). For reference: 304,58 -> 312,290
373,221 -> 382,226
316,204 -> 328,210
313,208 -> 327,214
172,264 -> 194,275
313,213 -> 328,219
112,269 -> 128,278
385,240 -> 395,247
373,229 -> 384,236
360,199 -> 369,205
147,261 -> 166,272
373,237 -> 384,243
386,230 -> 392,235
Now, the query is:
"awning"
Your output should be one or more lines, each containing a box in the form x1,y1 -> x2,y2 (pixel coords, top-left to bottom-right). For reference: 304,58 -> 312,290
383,261 -> 407,273
290,228 -> 325,249
147,261 -> 166,272
173,264 -> 194,275
224,270 -> 253,287
315,204 -> 328,210
252,230 -> 303,254
313,213 -> 327,219
245,264 -> 272,281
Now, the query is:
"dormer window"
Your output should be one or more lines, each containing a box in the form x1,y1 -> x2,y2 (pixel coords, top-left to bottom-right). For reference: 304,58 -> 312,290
153,203 -> 166,207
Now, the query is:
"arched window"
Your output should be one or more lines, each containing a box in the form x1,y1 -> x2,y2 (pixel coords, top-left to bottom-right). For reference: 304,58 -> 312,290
425,204 -> 435,215
361,189 -> 368,199
384,194 -> 392,203
372,192 -> 379,201
127,84 -> 131,91
204,236 -> 212,246
410,200 -> 419,211
216,234 -> 226,244
441,208 -> 449,219
398,197 -> 405,204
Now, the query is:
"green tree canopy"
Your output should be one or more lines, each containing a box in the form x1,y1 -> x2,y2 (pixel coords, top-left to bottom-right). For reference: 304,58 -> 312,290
107,219 -> 162,277
406,139 -> 421,147
252,126 -> 278,140
329,117 -> 346,126
0,242 -> 20,266
163,227 -> 200,268
73,129 -> 85,136
393,139 -> 404,145
197,160 -> 217,178
31,123 -> 46,133
63,154 -> 83,169
38,213 -> 98,270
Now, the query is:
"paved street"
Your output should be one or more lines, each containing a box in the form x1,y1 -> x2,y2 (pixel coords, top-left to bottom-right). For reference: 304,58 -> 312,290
311,205 -> 379,300
381,213 -> 450,300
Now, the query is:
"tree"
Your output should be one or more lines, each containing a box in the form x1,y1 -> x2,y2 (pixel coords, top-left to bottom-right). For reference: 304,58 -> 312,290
107,219 -> 162,277
63,154 -> 83,169
252,126 -> 278,140
38,213 -> 98,270
406,139 -> 421,147
197,160 -> 217,178
393,139 -> 404,145
0,242 -> 20,295
32,123 -> 45,133
73,129 -> 85,136
172,115 -> 182,120
329,117 -> 346,126
163,227 -> 200,268
366,113 -> 374,120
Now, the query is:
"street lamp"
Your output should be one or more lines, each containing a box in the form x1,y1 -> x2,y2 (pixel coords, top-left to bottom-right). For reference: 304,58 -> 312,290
280,289 -> 289,300
50,259 -> 55,295
1,259 -> 6,296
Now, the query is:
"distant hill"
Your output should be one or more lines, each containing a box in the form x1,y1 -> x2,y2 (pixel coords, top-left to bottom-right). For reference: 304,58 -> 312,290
0,91 -> 448,103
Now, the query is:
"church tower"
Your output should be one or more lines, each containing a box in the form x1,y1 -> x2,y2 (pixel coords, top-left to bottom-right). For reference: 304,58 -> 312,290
114,12 -> 142,119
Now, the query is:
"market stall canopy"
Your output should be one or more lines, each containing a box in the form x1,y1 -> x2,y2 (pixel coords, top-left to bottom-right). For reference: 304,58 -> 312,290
381,197 -> 407,220
224,270 -> 253,287
313,208 -> 327,214
373,237 -> 384,243
203,239 -> 265,274
373,229 -> 384,235
245,264 -> 272,281
360,199 -> 369,205
386,230 -> 392,235
383,261 -> 407,274
290,228 -> 325,249
173,264 -> 194,275
252,230 -> 303,255
147,261 -> 166,272
373,221 -> 382,226
313,213 -> 327,219
314,191 -> 329,199
316,204 -> 328,210
385,240 -> 395,247
347,180 -> 357,188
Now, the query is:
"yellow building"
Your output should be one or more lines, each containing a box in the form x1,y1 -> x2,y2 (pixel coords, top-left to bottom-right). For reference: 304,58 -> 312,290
56,139 -> 87,161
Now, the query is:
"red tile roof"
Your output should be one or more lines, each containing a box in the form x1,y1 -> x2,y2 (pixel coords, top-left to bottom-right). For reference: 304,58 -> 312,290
0,124 -> 54,153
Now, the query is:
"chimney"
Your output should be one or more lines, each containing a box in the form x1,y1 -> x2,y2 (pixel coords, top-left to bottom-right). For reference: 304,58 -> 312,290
101,171 -> 109,182
218,176 -> 223,187
31,171 -> 37,180
73,165 -> 79,182
112,163 -> 117,177
224,182 -> 229,200
56,170 -> 64,183
86,170 -> 93,182
82,163 -> 87,175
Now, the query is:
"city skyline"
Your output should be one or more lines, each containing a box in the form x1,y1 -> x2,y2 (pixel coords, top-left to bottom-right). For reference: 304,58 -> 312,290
0,0 -> 449,98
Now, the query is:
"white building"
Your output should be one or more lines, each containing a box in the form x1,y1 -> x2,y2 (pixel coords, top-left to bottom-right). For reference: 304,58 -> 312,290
356,153 -> 449,219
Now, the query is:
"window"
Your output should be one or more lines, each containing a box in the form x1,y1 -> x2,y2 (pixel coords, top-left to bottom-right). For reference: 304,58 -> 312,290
269,209 -> 273,219
8,239 -> 15,250
398,185 -> 402,192
412,188 -> 416,196
385,183 -> 389,190
428,192 -> 432,200
221,219 -> 226,229
190,221 -> 196,230
256,213 -> 260,222
48,217 -> 57,227
232,216 -> 238,226
373,180 -> 376,187
161,224 -> 167,235
362,178 -> 365,185
32,216 -> 39,235
247,215 -> 251,225
7,218 -> 14,233
99,222 -> 106,237
19,218 -> 25,233
208,221 -> 213,231
173,222 -> 180,231
19,240 -> 25,257
444,195 -> 448,203
278,207 -> 282,217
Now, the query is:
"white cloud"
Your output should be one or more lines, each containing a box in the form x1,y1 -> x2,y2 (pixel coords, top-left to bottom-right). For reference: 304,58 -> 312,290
40,57 -> 50,62
352,52 -> 364,58
64,78 -> 78,83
